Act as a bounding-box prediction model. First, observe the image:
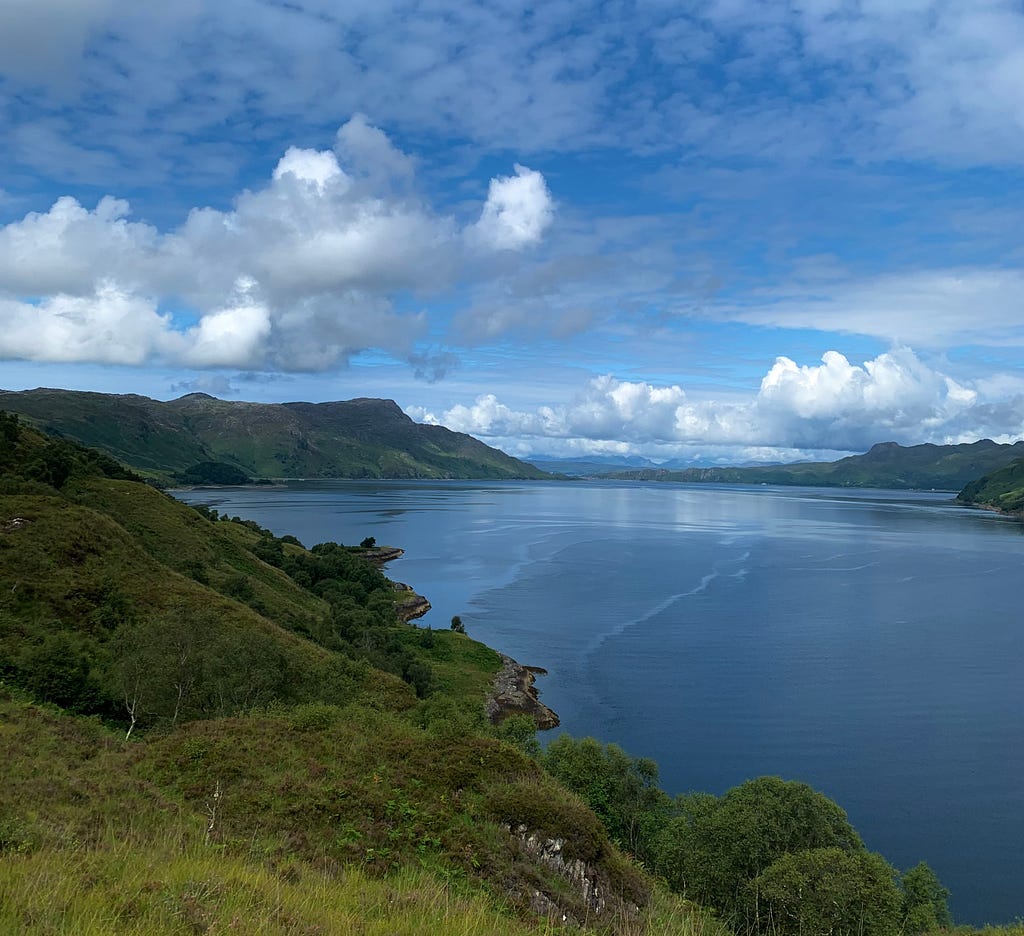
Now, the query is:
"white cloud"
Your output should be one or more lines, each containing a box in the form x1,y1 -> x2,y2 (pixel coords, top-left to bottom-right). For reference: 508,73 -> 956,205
716,269 -> 1024,348
177,280 -> 272,369
0,195 -> 158,295
413,348 -> 1020,457
0,284 -> 171,366
272,147 -> 348,193
0,121 -> 554,372
470,165 -> 554,251
335,113 -> 416,185
7,0 -> 1024,201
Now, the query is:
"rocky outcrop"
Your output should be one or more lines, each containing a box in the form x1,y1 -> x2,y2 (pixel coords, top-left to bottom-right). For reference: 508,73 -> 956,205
509,825 -> 641,927
391,581 -> 431,622
363,546 -> 405,565
487,653 -> 559,730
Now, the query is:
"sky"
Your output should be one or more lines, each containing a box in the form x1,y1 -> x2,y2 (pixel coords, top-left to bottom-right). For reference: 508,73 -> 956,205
2,0 -> 1024,466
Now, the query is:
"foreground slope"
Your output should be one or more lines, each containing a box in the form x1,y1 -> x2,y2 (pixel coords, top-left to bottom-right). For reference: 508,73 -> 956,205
0,412 -> 718,934
5,412 -> 1015,935
605,439 -> 1024,491
0,388 -> 551,481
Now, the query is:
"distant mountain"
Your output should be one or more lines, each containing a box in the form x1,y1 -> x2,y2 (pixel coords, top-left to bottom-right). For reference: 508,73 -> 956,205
957,458 -> 1024,515
528,453 -> 734,477
527,454 -> 664,477
0,388 -> 552,482
601,439 -> 1024,491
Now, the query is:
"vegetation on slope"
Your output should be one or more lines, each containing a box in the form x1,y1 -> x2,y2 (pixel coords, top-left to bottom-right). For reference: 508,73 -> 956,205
956,458 -> 1024,515
0,412 -> 713,933
1,410 -> 1012,934
603,439 -> 1024,491
0,388 -> 552,482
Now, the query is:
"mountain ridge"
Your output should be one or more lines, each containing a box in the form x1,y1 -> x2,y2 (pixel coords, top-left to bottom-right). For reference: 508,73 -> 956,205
0,387 -> 551,483
600,438 -> 1024,491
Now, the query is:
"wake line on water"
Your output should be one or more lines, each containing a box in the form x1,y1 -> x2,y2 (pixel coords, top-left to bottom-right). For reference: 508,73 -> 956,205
583,550 -> 750,660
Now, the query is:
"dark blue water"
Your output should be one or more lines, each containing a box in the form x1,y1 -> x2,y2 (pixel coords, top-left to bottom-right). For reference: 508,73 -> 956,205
176,480 -> 1024,925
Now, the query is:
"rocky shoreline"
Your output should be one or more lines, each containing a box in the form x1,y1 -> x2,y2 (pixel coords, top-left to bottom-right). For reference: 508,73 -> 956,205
487,653 -> 560,730
391,581 -> 431,622
376,547 -> 555,727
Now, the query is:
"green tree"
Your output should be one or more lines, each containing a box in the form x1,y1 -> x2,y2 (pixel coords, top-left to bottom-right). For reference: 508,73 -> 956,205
901,861 -> 952,933
17,630 -> 105,714
450,615 -> 465,633
543,734 -> 670,864
749,847 -> 902,936
655,776 -> 864,923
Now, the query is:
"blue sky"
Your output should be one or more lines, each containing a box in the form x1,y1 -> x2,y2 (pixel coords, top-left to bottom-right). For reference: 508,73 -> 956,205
2,0 -> 1023,464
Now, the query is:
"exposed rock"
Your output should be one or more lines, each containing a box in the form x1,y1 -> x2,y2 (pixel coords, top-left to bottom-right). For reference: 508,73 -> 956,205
363,546 -> 405,565
391,581 -> 431,622
1,517 -> 28,533
509,824 -> 640,926
487,653 -> 559,730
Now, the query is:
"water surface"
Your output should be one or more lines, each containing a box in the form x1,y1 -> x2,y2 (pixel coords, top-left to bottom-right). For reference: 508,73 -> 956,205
177,480 -> 1024,924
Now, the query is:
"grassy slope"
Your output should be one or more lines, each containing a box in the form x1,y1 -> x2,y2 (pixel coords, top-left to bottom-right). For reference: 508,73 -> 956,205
0,416 -> 720,934
605,440 -> 1024,491
0,388 -> 551,481
956,458 -> 1024,515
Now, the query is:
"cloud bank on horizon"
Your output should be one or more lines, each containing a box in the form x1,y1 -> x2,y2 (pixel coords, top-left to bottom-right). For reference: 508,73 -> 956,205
1,0 -> 1023,463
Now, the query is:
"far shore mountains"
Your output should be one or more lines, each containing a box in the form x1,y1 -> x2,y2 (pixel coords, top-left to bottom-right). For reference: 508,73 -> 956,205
0,388 -> 552,484
598,439 -> 1024,494
2,387 -> 1023,502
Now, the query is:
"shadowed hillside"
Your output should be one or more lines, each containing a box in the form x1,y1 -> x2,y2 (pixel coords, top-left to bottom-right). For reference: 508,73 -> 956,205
0,388 -> 552,482
957,458 -> 1024,515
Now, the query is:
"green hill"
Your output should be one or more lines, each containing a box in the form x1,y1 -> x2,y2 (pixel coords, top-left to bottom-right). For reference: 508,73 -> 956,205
0,388 -> 552,483
956,458 -> 1024,515
0,412 -> 710,933
2,411 -> 1009,935
604,439 -> 1024,491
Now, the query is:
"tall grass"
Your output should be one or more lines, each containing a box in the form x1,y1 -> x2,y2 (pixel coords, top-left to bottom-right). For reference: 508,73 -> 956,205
0,833 -> 554,935
0,829 -> 721,935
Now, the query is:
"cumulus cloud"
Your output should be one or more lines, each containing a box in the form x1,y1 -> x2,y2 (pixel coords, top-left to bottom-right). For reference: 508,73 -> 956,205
272,147 -> 348,193
0,119 -> 555,372
413,348 -> 1020,458
335,113 -> 416,185
470,165 -> 554,251
0,284 -> 171,366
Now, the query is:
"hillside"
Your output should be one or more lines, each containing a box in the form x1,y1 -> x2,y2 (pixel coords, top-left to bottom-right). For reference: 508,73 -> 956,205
2,412 -> 1009,935
603,439 -> 1024,491
956,458 -> 1024,515
0,388 -> 551,483
0,412 -> 712,933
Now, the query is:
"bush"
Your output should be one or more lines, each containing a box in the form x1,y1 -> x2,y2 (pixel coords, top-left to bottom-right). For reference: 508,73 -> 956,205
655,776 -> 864,926
749,847 -> 902,936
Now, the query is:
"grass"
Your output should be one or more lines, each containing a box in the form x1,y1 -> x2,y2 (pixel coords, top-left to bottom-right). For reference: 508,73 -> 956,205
0,686 -> 723,934
1,840 -> 731,935
0,838 -> 564,936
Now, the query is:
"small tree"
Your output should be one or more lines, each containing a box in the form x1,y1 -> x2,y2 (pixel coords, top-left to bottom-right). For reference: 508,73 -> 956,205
450,615 -> 465,634
901,861 -> 952,933
360,536 -> 376,548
